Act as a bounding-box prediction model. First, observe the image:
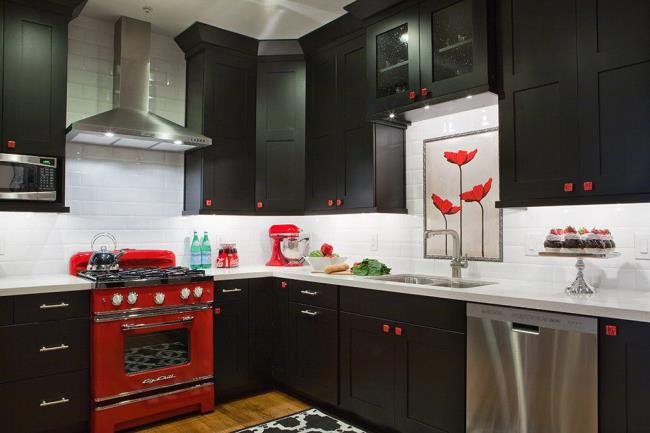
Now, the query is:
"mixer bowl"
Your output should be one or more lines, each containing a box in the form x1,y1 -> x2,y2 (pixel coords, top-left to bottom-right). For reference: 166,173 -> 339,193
280,237 -> 310,261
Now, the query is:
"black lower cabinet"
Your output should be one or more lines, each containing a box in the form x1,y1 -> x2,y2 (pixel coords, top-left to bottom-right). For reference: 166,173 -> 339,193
599,318 -> 650,433
249,278 -> 274,388
272,278 -> 290,384
340,312 -> 397,428
214,293 -> 250,396
395,323 -> 465,433
287,302 -> 338,406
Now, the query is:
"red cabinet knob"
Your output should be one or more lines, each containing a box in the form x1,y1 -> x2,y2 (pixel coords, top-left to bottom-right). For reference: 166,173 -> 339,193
605,324 -> 617,336
214,307 -> 221,315
563,183 -> 574,192
336,198 -> 343,207
382,324 -> 391,334
205,199 -> 213,207
7,140 -> 15,149
281,281 -> 288,289
257,201 -> 264,209
408,90 -> 417,100
395,327 -> 403,336
583,181 -> 593,191
327,199 -> 334,207
420,88 -> 429,97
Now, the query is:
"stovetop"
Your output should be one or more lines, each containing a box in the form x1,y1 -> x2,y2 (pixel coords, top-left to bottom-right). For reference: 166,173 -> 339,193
78,266 -> 212,288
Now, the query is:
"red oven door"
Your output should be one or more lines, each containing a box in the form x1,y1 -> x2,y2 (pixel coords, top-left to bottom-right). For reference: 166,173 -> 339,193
92,306 -> 213,401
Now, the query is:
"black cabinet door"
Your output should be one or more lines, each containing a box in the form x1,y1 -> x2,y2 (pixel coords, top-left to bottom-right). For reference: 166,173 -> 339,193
419,0 -> 491,99
395,322 -> 465,433
287,303 -> 338,405
256,61 -> 306,213
213,297 -> 250,395
3,2 -> 67,157
340,312 -> 397,430
337,34 -> 375,210
577,0 -> 650,197
249,278 -> 273,388
272,278 -> 290,383
497,0 -> 581,204
367,6 -> 421,115
305,48 -> 339,211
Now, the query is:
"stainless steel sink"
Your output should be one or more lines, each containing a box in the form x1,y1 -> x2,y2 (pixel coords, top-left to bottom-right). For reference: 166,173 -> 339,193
369,274 -> 495,289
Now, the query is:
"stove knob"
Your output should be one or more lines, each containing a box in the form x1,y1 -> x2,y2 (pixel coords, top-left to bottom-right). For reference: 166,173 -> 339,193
126,292 -> 138,305
180,288 -> 191,300
111,293 -> 124,307
154,292 -> 165,305
193,286 -> 204,298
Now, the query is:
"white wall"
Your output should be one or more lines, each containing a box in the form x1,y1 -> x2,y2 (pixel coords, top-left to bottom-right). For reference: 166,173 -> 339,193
0,15 -> 648,293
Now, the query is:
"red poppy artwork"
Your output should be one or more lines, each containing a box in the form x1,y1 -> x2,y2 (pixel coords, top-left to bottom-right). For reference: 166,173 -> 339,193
424,127 -> 501,261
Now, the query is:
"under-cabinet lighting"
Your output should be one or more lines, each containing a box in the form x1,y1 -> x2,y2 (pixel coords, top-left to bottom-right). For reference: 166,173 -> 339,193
104,132 -> 114,137
389,113 -> 396,119
173,140 -> 183,145
424,104 -> 430,110
399,33 -> 409,44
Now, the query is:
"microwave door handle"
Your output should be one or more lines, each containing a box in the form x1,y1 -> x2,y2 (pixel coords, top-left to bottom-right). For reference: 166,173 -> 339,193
121,316 -> 194,331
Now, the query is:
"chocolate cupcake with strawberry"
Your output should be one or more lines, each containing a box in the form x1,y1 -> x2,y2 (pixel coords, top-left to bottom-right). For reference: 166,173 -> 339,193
563,226 -> 584,251
544,228 -> 564,252
583,228 -> 605,253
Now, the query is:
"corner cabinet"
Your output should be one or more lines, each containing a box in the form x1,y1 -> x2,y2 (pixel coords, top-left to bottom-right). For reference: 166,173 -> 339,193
255,59 -> 306,214
366,0 -> 496,117
306,31 -> 407,213
497,0 -> 650,207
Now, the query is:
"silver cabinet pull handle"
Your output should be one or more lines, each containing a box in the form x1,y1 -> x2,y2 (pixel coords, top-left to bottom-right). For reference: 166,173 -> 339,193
40,397 -> 69,407
40,344 -> 69,353
121,316 -> 194,331
40,302 -> 69,310
300,290 -> 319,296
222,288 -> 242,293
300,309 -> 319,317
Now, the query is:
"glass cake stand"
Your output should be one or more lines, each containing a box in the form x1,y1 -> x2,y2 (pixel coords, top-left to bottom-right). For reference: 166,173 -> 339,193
538,251 -> 621,295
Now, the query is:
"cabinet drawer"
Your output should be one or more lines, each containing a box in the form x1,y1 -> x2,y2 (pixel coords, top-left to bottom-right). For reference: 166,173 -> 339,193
215,279 -> 249,302
340,287 -> 466,333
286,280 -> 338,309
0,370 -> 89,433
0,296 -> 12,325
13,291 -> 89,324
0,318 -> 89,383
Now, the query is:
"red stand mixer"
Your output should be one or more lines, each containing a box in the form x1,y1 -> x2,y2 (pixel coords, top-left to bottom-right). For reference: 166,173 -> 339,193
266,224 -> 310,267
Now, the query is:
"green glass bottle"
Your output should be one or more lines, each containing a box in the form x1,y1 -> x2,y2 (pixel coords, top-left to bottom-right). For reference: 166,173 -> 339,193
190,231 -> 202,270
201,231 -> 212,269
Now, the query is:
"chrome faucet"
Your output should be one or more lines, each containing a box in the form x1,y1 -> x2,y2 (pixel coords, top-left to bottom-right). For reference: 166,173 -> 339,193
425,229 -> 469,279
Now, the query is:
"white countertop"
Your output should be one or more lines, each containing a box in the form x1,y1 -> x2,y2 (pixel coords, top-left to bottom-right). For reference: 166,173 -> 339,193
208,266 -> 650,323
0,274 -> 92,297
2,266 -> 650,322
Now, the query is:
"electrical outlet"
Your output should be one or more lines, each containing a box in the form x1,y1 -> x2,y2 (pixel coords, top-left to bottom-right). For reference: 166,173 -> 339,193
635,233 -> 650,260
370,233 -> 379,251
525,232 -> 542,256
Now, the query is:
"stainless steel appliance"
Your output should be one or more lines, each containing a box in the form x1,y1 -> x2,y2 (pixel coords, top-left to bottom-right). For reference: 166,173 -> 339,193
467,303 -> 597,433
0,153 -> 57,201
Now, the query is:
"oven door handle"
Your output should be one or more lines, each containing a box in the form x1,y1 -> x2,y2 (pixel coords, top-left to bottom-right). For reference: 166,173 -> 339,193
121,316 -> 194,331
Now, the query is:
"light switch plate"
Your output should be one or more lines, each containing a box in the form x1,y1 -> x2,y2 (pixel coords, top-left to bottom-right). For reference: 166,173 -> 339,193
635,233 -> 650,260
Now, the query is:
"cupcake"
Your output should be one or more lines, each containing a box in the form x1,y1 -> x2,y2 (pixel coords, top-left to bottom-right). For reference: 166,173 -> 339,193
544,228 -> 564,252
602,229 -> 615,250
563,226 -> 584,251
583,228 -> 605,253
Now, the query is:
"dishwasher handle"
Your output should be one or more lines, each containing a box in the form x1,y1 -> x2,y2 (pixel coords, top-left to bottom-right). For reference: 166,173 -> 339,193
512,322 -> 540,335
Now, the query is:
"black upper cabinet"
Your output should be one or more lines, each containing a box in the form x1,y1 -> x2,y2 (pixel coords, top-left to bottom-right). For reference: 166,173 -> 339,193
255,59 -> 306,213
419,0 -> 493,99
498,0 -> 650,207
3,1 -> 69,158
305,31 -> 407,213
178,24 -> 257,214
366,0 -> 496,117
367,5 -> 421,115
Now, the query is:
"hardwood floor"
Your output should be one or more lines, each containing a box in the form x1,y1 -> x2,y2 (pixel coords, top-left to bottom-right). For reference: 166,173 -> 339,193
130,391 -> 310,433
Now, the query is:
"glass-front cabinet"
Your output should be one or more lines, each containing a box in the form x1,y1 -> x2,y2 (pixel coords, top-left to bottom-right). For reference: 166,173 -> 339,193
420,0 -> 490,98
367,6 -> 420,115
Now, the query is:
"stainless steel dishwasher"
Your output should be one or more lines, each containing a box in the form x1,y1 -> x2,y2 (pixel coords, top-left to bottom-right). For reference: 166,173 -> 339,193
466,303 -> 597,433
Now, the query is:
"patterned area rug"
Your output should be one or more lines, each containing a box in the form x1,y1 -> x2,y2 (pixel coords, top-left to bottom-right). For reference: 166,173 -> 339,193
237,408 -> 367,433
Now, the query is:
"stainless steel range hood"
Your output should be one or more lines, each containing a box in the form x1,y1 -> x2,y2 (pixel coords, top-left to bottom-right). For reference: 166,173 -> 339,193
66,17 -> 211,152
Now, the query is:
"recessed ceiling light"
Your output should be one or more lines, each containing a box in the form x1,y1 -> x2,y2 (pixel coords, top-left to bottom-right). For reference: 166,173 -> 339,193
466,95 -> 473,99
389,113 -> 396,119
399,33 -> 409,44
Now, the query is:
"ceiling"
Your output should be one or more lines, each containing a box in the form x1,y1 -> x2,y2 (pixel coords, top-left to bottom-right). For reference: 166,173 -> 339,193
80,0 -> 356,39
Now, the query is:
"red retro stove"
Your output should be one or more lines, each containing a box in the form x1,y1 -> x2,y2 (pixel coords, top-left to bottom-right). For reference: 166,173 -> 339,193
70,250 -> 214,433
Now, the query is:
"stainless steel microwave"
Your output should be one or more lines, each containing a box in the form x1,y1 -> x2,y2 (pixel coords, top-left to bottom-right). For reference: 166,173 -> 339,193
0,153 -> 57,201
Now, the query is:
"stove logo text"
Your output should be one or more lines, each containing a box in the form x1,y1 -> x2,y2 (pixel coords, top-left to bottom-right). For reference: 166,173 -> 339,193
142,374 -> 176,385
